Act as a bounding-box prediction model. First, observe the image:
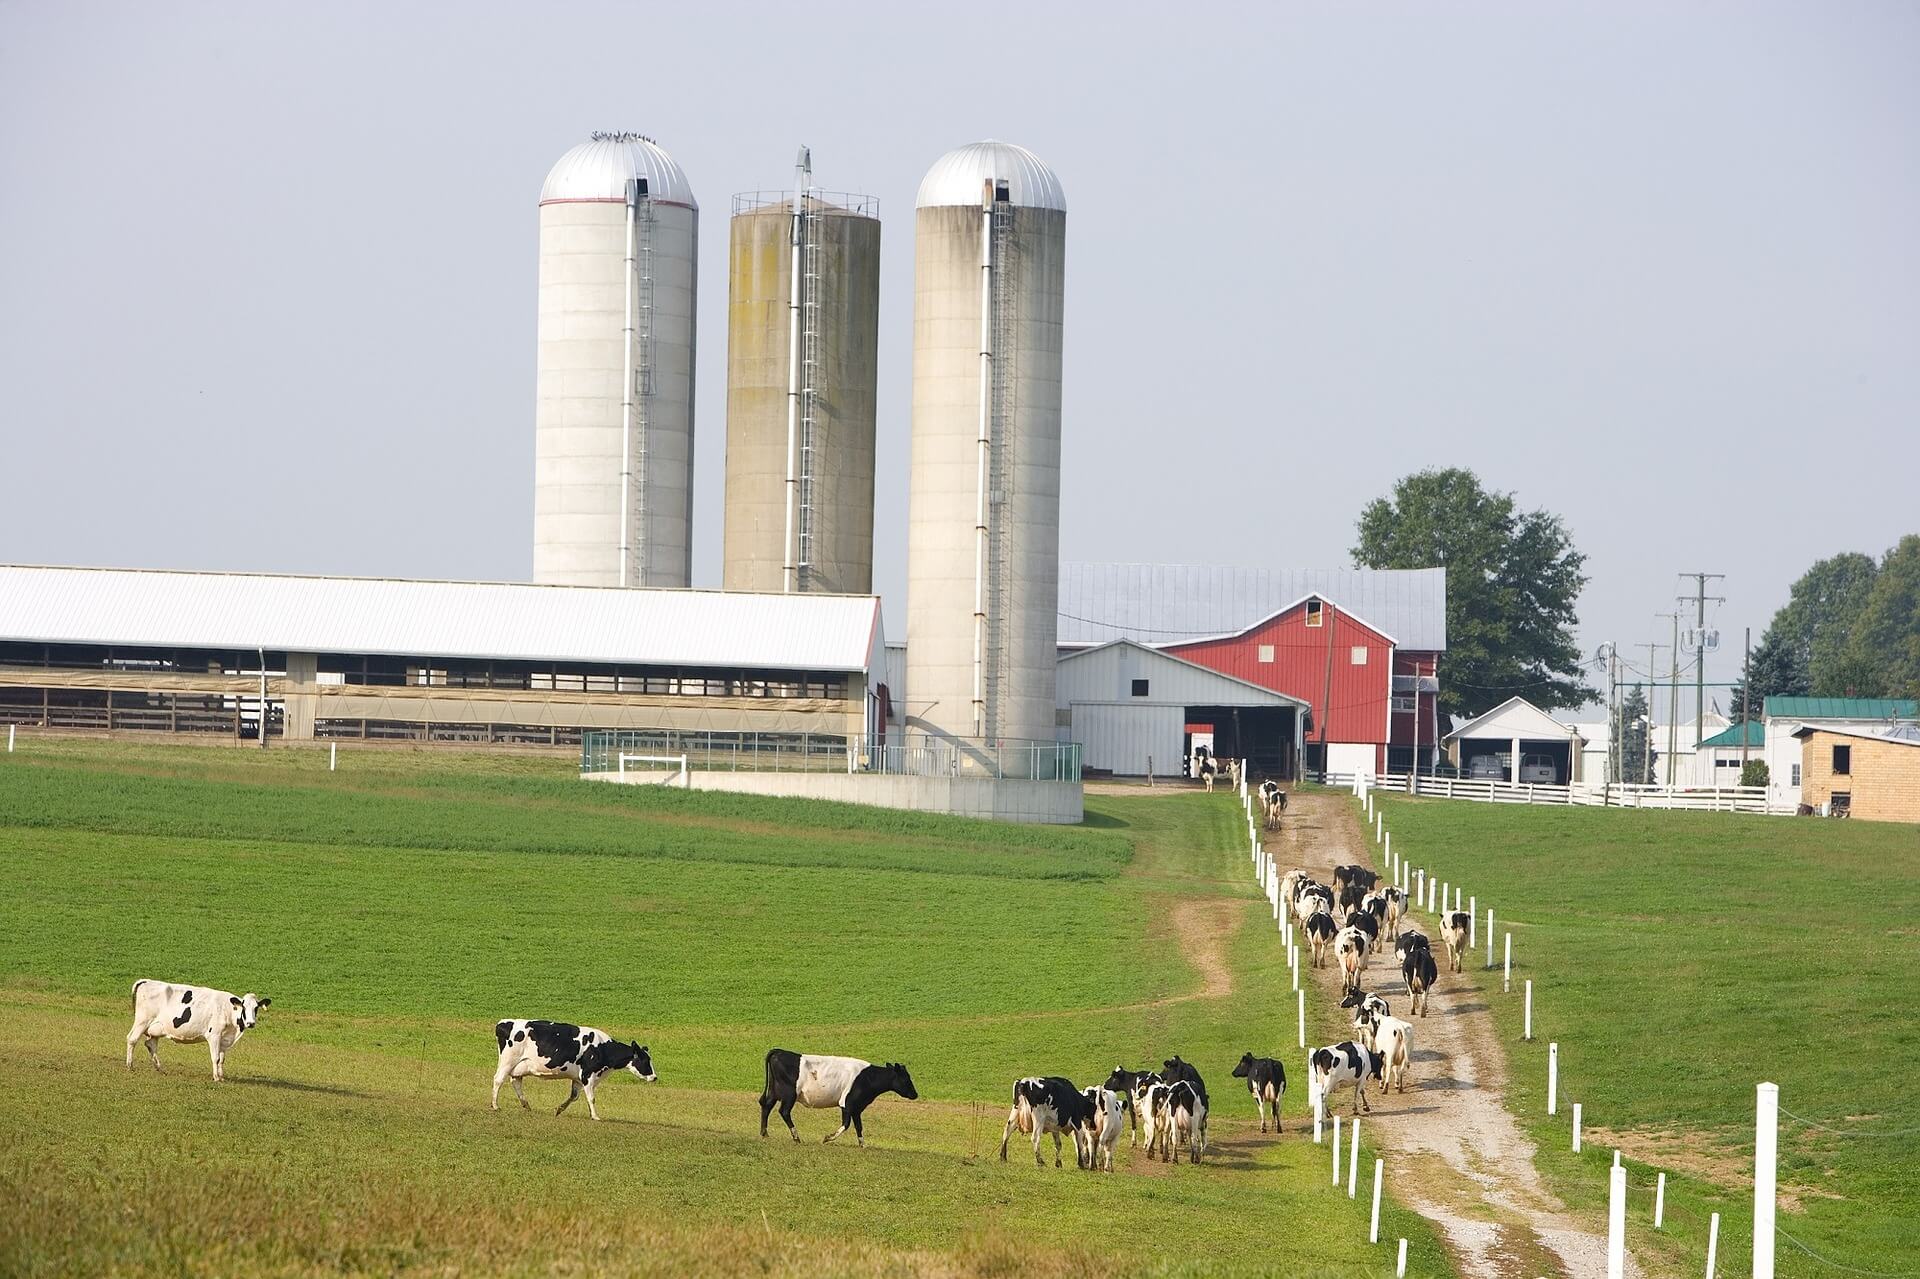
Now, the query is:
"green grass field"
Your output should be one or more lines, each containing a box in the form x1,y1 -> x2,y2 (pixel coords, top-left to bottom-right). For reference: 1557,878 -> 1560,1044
0,739 -> 1446,1277
1371,793 -> 1920,1279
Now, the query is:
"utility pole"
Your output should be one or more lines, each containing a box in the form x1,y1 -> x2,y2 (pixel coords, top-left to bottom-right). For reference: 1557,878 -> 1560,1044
1740,627 -> 1753,777
1678,572 -> 1727,754
1655,612 -> 1681,787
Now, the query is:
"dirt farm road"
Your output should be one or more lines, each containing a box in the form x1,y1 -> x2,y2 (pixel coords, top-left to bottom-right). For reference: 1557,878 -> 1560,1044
1271,790 -> 1640,1279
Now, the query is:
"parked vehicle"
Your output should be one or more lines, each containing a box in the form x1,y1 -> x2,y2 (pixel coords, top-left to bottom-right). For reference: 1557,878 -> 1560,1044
1518,753 -> 1559,784
1466,755 -> 1507,780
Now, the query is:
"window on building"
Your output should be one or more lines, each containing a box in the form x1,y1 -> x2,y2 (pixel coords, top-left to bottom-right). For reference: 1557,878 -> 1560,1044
1833,744 -> 1851,775
1258,644 -> 1275,664
1130,678 -> 1149,698
1351,646 -> 1368,665
1305,600 -> 1323,627
1391,693 -> 1415,713
1792,763 -> 1801,786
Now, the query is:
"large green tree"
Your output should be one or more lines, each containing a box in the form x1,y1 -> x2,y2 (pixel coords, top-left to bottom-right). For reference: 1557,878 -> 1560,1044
1352,468 -> 1594,718
1727,626 -> 1802,723
1740,552 -> 1879,708
1846,535 -> 1920,701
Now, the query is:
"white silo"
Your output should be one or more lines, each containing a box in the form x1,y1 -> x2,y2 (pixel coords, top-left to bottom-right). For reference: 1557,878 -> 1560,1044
905,141 -> 1066,748
723,148 -> 882,595
533,132 -> 698,587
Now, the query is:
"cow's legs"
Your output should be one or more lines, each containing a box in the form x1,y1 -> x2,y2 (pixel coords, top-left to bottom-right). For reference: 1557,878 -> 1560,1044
998,1109 -> 1019,1162
1050,1129 -> 1063,1169
125,1025 -> 141,1071
208,1038 -> 223,1082
850,1108 -> 865,1148
582,1078 -> 601,1121
511,1075 -> 532,1110
778,1098 -> 799,1141
491,1063 -> 510,1111
758,1090 -> 775,1138
1353,1078 -> 1370,1114
555,1080 -> 580,1116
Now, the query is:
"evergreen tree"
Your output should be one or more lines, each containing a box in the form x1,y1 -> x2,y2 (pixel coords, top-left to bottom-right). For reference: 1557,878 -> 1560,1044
1611,684 -> 1657,784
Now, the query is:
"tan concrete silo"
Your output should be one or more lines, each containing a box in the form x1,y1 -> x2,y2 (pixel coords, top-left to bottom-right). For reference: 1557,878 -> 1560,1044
723,152 -> 881,594
905,141 -> 1066,746
534,133 -> 698,587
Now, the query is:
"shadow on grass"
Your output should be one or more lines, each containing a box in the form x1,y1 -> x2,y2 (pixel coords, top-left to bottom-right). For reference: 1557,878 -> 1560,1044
1079,811 -> 1133,831
228,1076 -> 369,1098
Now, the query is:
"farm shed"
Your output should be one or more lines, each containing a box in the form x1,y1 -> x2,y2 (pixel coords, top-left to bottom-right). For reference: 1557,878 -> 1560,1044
1055,639 -> 1308,779
1695,719 -> 1765,782
1058,564 -> 1446,776
0,564 -> 886,754
1791,723 -> 1920,822
1442,697 -> 1584,784
1762,696 -> 1919,810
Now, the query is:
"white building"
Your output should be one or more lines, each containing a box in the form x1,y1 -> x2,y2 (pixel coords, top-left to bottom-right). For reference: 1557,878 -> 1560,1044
1761,696 -> 1920,809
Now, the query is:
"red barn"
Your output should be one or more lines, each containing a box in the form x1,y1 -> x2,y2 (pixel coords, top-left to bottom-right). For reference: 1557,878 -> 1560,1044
1058,564 -> 1446,777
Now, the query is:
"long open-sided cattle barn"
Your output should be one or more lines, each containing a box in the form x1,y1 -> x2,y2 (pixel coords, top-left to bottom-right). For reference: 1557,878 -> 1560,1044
0,565 -> 885,751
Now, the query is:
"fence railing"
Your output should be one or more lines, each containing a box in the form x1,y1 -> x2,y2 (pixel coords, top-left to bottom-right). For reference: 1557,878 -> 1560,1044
582,731 -> 1082,783
1316,771 -> 1782,814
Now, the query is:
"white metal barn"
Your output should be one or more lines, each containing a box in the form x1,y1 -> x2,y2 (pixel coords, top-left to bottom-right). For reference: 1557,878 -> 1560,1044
1055,640 -> 1308,779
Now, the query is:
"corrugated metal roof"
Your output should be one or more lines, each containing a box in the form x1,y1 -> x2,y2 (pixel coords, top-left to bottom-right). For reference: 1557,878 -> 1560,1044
1791,722 -> 1920,746
1057,563 -> 1447,652
1697,721 -> 1765,748
916,140 -> 1066,211
0,566 -> 879,672
541,133 -> 697,209
1764,696 -> 1919,721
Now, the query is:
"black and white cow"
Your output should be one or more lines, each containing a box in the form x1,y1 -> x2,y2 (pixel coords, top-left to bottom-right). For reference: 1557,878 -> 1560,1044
1101,1067 -> 1154,1147
126,979 -> 269,1081
1380,886 -> 1407,940
1306,910 -> 1338,967
1161,1055 -> 1210,1151
1443,910 -> 1471,973
1081,1086 -> 1127,1171
1231,1052 -> 1286,1132
1394,929 -> 1430,966
1402,943 -> 1439,1017
1159,1080 -> 1207,1164
1310,1040 -> 1382,1115
1338,877 -> 1371,923
1334,926 -> 1371,995
760,1049 -> 918,1145
1259,779 -> 1287,829
1339,989 -> 1391,1046
999,1076 -> 1094,1168
1345,908 -> 1381,947
1296,883 -> 1335,929
492,1019 -> 655,1120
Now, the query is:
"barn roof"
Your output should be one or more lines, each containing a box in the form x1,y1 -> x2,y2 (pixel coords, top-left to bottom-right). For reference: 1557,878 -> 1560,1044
1057,563 -> 1447,651
1056,639 -> 1312,710
0,564 -> 883,673
1764,696 -> 1918,721
1443,696 -> 1584,744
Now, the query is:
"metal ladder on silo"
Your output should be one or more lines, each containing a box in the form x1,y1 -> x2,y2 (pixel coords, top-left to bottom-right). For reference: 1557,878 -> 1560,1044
631,197 -> 658,580
984,200 -> 1020,737
795,195 -> 824,591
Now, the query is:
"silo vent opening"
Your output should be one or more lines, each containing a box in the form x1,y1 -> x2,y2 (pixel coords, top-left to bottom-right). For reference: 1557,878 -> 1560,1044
994,181 -> 1011,202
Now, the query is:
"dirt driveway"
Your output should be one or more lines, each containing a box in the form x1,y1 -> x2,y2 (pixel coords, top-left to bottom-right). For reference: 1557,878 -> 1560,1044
1271,790 -> 1639,1279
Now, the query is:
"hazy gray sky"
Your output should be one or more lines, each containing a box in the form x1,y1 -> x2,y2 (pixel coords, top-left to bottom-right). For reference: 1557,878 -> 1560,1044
3,1 -> 1914,716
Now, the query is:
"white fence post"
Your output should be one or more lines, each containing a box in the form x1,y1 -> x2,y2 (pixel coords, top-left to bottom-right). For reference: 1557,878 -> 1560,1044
1706,1212 -> 1720,1277
1524,980 -> 1533,1039
1504,934 -> 1512,992
1293,956 -> 1301,993
1312,1057 -> 1323,1143
1369,1157 -> 1384,1240
1332,1114 -> 1342,1185
1654,1171 -> 1666,1228
1469,896 -> 1477,947
6,725 -> 13,752
1297,989 -> 1306,1047
1348,1115 -> 1361,1196
1548,1042 -> 1559,1114
1606,1163 -> 1627,1279
1755,1082 -> 1778,1279
1486,909 -> 1494,968
1396,1238 -> 1408,1277
329,742 -> 337,771
1572,1102 -> 1582,1151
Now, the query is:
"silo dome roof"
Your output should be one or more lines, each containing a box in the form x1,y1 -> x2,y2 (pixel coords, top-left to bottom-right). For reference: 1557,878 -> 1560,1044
915,140 -> 1065,212
541,132 -> 698,209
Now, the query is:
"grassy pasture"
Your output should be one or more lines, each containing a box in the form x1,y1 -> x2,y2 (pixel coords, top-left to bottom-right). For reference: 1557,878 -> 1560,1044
0,740 -> 1447,1277
1371,793 -> 1920,1279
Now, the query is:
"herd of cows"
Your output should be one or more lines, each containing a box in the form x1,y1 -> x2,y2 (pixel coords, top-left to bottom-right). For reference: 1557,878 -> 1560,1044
122,814 -> 1462,1174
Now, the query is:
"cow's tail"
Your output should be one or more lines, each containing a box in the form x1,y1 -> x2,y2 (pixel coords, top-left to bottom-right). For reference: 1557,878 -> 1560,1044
494,1020 -> 513,1053
131,979 -> 149,1013
759,1049 -> 782,1106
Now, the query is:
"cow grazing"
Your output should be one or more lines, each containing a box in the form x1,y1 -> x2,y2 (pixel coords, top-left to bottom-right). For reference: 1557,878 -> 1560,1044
1310,1040 -> 1382,1115
492,1019 -> 655,1120
126,979 -> 269,1081
1403,944 -> 1439,1017
999,1076 -> 1094,1168
760,1050 -> 917,1145
1306,910 -> 1338,967
1443,911 -> 1471,972
1334,926 -> 1371,994
1231,1052 -> 1286,1132
1082,1086 -> 1127,1171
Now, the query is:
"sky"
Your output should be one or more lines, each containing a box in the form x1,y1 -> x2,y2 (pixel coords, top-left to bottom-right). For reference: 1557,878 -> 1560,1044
2,1 -> 1915,721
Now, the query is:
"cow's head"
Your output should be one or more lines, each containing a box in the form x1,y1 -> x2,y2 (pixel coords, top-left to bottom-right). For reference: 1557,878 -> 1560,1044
1337,989 -> 1365,1009
625,1042 -> 657,1082
1231,1052 -> 1255,1079
228,994 -> 270,1032
885,1062 -> 918,1100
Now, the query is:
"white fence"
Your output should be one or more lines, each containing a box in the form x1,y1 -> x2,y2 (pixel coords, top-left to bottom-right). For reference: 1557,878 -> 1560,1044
1318,771 -> 1784,815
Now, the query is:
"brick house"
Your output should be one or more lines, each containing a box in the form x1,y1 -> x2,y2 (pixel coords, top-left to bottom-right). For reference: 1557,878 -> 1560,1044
1791,724 -> 1920,822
